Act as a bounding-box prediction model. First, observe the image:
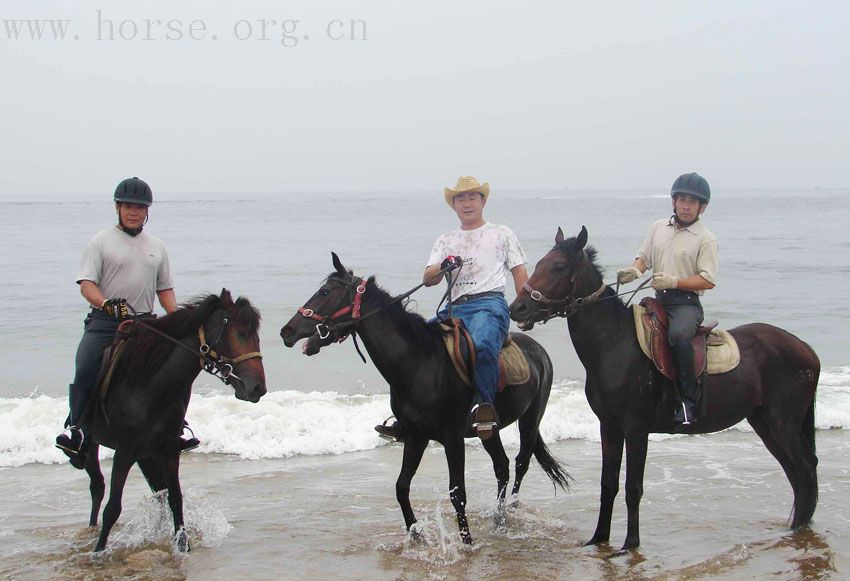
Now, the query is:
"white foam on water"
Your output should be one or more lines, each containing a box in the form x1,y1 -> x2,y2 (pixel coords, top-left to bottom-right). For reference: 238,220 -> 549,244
2,367 -> 849,468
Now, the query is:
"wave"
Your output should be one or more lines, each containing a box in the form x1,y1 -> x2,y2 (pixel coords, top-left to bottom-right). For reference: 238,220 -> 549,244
2,368 -> 849,468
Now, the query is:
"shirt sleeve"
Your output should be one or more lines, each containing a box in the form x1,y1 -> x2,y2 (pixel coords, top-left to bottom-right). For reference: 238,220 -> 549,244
697,237 -> 719,285
156,244 -> 174,291
503,227 -> 527,270
426,235 -> 447,267
636,221 -> 658,269
76,238 -> 102,285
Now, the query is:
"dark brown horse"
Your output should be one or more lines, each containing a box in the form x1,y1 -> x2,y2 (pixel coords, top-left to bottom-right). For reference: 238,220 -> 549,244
280,253 -> 570,544
510,227 -> 819,552
81,290 -> 266,552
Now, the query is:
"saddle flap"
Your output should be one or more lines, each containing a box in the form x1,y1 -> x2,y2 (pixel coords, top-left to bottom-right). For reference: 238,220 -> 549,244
439,322 -> 530,389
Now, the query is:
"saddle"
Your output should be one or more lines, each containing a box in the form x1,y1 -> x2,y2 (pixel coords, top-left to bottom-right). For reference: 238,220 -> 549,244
633,298 -> 740,379
95,319 -> 140,400
438,318 -> 531,390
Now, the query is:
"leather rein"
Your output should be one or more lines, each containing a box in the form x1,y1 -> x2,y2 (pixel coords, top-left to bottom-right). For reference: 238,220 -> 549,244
126,310 -> 262,385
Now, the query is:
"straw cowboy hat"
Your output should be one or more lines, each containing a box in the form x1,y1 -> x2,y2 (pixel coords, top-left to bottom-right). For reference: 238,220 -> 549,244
443,176 -> 490,208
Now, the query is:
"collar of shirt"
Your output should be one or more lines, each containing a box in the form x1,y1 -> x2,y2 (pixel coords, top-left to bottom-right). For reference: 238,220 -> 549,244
666,217 -> 705,236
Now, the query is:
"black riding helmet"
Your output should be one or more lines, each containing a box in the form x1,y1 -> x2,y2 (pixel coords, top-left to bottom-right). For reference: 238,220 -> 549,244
670,172 -> 710,204
114,177 -> 153,207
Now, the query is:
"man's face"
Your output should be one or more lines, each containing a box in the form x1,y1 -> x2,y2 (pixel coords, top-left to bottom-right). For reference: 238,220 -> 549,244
452,191 -> 485,226
672,194 -> 706,225
117,202 -> 148,230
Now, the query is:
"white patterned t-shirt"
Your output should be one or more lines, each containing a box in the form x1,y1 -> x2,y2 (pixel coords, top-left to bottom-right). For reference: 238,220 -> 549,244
427,222 -> 527,300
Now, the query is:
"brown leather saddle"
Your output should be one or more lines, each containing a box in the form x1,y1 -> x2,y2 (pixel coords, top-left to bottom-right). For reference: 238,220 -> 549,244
439,318 -> 530,390
639,297 -> 717,382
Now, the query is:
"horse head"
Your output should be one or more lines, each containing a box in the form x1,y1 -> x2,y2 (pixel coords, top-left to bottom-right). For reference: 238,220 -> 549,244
510,225 -> 600,329
207,289 -> 267,402
280,252 -> 365,354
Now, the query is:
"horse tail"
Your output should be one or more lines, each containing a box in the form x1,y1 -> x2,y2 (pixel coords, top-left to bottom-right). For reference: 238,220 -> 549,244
793,340 -> 819,527
533,437 -> 572,492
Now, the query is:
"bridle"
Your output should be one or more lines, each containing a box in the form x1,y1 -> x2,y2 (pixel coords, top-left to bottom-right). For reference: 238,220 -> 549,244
298,276 -> 368,342
127,307 -> 262,386
522,250 -> 650,324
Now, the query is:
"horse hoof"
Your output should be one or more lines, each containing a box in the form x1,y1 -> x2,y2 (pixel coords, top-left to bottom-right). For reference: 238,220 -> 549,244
174,527 -> 190,553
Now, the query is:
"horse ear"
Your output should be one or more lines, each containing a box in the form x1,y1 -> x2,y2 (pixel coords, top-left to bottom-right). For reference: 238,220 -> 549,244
555,227 -> 565,244
220,288 -> 235,308
576,226 -> 588,249
331,252 -> 346,275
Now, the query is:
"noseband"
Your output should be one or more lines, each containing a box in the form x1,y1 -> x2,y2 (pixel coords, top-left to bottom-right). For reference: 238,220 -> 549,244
298,277 -> 367,341
198,319 -> 262,384
523,251 -> 607,322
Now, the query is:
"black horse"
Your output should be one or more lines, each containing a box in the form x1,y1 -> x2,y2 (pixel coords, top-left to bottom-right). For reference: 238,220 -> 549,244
510,227 -> 820,552
80,289 -> 266,552
280,253 -> 570,544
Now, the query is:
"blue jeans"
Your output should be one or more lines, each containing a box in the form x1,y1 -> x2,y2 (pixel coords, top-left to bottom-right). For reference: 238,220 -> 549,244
436,295 -> 510,406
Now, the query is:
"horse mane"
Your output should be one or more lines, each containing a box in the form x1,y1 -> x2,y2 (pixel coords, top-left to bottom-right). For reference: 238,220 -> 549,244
112,293 -> 261,389
554,241 -> 627,308
327,272 -> 442,351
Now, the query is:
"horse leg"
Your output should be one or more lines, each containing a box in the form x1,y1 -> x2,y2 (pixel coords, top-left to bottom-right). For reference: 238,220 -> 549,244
766,412 -> 819,528
137,456 -> 168,494
84,443 -> 104,527
443,434 -> 472,544
94,448 -> 134,552
747,410 -> 799,505
621,434 -> 648,551
158,450 -> 190,552
396,434 -> 428,536
511,412 -> 540,497
586,422 -> 624,546
482,431 -> 510,528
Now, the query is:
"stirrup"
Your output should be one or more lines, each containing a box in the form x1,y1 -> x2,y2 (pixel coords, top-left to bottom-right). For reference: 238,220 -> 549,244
180,425 -> 200,452
375,416 -> 401,442
55,426 -> 85,454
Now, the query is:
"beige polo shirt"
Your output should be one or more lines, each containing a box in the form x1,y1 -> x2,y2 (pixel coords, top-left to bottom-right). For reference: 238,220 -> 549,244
637,217 -> 718,295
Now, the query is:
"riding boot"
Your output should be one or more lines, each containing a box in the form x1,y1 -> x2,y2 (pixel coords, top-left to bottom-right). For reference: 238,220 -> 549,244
56,383 -> 90,469
374,418 -> 404,443
671,343 -> 698,428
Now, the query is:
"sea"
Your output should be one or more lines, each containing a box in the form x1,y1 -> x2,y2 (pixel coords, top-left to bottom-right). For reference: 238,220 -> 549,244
1,188 -> 848,580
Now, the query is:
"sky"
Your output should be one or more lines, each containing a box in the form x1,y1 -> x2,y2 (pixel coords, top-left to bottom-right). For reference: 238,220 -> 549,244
1,0 -> 848,196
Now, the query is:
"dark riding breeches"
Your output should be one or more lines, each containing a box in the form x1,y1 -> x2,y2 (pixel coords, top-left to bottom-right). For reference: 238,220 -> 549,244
67,310 -> 119,428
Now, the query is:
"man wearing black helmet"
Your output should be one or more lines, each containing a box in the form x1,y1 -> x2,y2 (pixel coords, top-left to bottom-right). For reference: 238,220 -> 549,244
55,177 -> 198,467
616,173 -> 719,428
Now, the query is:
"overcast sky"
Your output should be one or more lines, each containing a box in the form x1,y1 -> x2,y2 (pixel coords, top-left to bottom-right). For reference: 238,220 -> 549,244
1,0 -> 847,196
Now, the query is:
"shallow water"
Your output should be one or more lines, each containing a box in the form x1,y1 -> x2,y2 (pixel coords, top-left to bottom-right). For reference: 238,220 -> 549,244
2,431 -> 848,580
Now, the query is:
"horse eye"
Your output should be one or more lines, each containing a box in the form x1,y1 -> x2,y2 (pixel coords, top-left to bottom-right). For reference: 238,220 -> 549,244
552,264 -> 567,272
319,288 -> 330,296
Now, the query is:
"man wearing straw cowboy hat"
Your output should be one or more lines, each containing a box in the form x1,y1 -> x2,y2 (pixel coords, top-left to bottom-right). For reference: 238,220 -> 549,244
376,176 -> 529,441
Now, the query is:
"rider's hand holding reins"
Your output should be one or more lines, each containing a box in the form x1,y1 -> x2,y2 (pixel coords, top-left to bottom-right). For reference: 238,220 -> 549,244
101,298 -> 129,319
616,266 -> 642,284
440,255 -> 463,272
650,272 -> 678,290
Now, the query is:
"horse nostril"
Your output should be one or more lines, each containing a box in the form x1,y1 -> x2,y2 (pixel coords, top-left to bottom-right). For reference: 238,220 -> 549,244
280,326 -> 291,338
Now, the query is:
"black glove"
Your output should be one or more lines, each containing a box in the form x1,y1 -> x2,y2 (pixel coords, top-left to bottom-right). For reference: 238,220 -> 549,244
101,298 -> 129,319
440,255 -> 463,272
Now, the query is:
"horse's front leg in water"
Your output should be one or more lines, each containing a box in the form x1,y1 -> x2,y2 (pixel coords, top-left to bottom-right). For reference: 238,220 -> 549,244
159,449 -> 189,552
84,444 -> 104,527
586,422 -> 625,546
482,432 -> 510,528
621,434 -> 648,551
443,435 -> 472,544
94,448 -> 135,552
396,435 -> 428,538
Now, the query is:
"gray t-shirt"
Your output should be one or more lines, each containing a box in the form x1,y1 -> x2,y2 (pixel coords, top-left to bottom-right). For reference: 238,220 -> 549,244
76,226 -> 174,313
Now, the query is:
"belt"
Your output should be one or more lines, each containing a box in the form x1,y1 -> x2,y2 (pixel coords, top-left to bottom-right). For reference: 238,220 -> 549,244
453,291 -> 504,305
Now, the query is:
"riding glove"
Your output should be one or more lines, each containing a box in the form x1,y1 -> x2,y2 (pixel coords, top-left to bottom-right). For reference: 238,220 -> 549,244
650,273 -> 678,291
440,255 -> 463,272
102,298 -> 129,319
616,266 -> 642,284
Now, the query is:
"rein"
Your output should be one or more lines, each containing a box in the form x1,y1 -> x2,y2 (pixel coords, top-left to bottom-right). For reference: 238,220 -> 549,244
126,309 -> 262,385
523,272 -> 653,324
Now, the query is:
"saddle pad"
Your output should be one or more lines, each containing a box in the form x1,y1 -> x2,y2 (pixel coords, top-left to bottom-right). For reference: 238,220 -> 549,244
632,305 -> 741,375
441,328 -> 531,387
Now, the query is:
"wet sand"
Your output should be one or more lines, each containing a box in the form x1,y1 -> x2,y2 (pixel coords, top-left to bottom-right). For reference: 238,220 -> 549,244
1,430 -> 847,580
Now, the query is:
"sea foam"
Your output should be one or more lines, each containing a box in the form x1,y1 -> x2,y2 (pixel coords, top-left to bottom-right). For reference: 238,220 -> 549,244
2,367 -> 848,468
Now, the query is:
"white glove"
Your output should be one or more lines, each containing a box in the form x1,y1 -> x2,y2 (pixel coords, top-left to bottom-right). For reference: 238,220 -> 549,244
651,272 -> 678,291
616,266 -> 642,285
